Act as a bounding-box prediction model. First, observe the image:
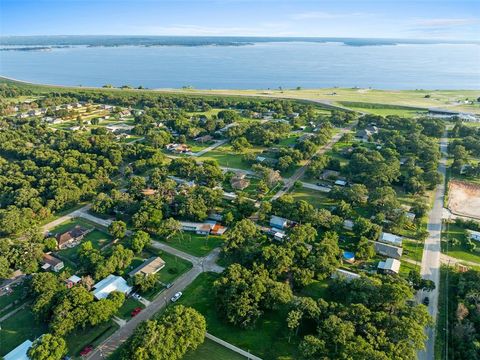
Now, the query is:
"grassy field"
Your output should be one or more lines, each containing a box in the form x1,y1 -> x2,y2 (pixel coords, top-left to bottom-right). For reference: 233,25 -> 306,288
59,229 -> 113,263
0,282 -> 29,317
183,338 -> 247,360
66,321 -> 119,357
176,272 -> 299,360
3,77 -> 479,114
156,233 -> 225,257
442,223 -> 480,264
198,144 -> 263,170
0,308 -> 48,356
147,248 -> 193,284
290,187 -> 335,208
435,266 -> 449,360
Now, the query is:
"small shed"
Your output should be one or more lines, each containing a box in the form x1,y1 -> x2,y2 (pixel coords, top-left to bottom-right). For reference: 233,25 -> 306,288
270,215 -> 288,230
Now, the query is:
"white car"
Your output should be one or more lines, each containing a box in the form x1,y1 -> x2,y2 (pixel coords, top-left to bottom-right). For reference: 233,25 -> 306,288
170,292 -> 182,302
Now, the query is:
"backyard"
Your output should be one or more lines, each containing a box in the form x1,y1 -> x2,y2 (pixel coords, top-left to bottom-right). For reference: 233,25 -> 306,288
176,272 -> 299,360
156,232 -> 225,257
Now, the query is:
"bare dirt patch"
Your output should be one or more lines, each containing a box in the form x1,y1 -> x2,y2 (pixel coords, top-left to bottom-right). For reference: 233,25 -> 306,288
448,180 -> 480,219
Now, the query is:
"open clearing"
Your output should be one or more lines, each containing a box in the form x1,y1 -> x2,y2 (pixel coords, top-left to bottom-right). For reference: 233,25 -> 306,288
448,180 -> 480,219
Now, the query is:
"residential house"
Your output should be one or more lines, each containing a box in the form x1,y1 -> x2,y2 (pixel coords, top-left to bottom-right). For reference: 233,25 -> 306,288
179,221 -> 228,236
356,125 -> 379,142
343,219 -> 354,231
66,275 -> 82,287
166,143 -> 191,154
56,226 -> 89,249
92,274 -> 132,300
334,179 -> 347,187
377,258 -> 401,275
372,241 -> 403,259
129,256 -> 166,277
379,232 -> 403,247
230,173 -> 250,190
41,253 -> 64,272
270,215 -> 289,230
332,269 -> 361,281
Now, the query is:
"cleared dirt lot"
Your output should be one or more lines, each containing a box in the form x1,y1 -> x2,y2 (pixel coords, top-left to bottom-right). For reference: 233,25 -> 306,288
448,180 -> 480,219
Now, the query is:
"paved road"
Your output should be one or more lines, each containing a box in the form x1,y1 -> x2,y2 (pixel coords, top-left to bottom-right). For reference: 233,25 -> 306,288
192,139 -> 228,157
418,131 -> 448,360
42,204 -> 92,233
271,125 -> 355,201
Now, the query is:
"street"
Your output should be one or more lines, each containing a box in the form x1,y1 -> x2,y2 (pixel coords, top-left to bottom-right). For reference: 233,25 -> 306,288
418,131 -> 448,360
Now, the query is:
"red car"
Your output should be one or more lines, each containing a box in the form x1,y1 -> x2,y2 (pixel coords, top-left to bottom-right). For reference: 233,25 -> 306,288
80,345 -> 93,356
131,307 -> 142,317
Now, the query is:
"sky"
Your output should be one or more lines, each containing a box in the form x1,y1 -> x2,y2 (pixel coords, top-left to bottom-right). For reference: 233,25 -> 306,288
1,0 -> 479,40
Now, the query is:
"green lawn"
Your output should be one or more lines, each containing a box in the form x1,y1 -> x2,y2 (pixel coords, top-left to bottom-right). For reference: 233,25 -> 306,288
199,145 -> 263,170
290,187 -> 335,208
183,338 -> 247,360
176,272 -> 299,360
0,308 -> 48,356
399,260 -> 420,277
298,279 -> 329,299
66,321 -> 119,357
435,267 -> 449,360
403,239 -> 424,263
0,282 -> 29,317
146,247 -> 193,286
156,232 -> 225,257
442,223 -> 480,264
116,297 -> 145,320
59,229 -> 113,263
49,217 -> 97,235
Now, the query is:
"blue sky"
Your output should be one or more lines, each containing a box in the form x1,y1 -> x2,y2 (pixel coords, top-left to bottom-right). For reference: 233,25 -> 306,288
1,0 -> 479,40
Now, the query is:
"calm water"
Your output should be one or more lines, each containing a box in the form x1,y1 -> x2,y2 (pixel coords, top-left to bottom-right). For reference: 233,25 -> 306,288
1,41 -> 479,89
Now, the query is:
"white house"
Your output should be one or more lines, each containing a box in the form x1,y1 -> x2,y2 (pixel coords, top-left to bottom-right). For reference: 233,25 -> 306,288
343,219 -> 354,231
380,232 -> 403,247
92,275 -> 132,300
468,230 -> 480,242
377,258 -> 401,275
334,179 -> 347,187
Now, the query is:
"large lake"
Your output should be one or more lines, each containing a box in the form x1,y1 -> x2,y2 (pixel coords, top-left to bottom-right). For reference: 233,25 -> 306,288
1,41 -> 479,89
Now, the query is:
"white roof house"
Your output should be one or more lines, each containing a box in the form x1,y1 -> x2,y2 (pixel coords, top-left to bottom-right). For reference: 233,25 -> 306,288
4,339 -> 33,360
67,275 -> 82,284
380,232 -> 403,247
92,275 -> 132,300
468,230 -> 480,242
378,258 -> 401,274
334,180 -> 347,186
343,219 -> 354,231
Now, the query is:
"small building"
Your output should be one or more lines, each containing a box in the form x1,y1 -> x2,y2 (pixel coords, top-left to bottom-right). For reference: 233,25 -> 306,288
377,258 -> 401,275
92,275 -> 132,300
273,231 -> 287,242
4,339 -> 33,360
129,256 -> 166,277
210,223 -> 228,236
343,251 -> 355,264
41,253 -> 64,272
230,174 -> 250,191
334,179 -> 347,187
343,219 -> 354,231
194,135 -> 213,143
166,143 -> 191,154
270,215 -> 288,230
405,212 -> 416,222
372,241 -> 403,259
56,226 -> 89,249
468,230 -> 480,242
379,232 -> 403,247
66,275 -> 82,287
141,188 -> 158,196
179,221 -> 227,236
332,268 -> 361,281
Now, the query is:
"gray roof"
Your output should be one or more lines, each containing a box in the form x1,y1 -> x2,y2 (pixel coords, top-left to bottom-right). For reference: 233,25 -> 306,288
372,241 -> 403,259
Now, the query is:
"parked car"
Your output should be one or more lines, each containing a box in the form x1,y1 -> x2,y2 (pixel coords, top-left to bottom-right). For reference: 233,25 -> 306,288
422,297 -> 430,306
131,307 -> 142,317
171,291 -> 182,302
80,345 -> 94,356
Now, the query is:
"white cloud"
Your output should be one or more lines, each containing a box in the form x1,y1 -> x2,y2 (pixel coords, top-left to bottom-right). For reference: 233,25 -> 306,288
414,18 -> 477,27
